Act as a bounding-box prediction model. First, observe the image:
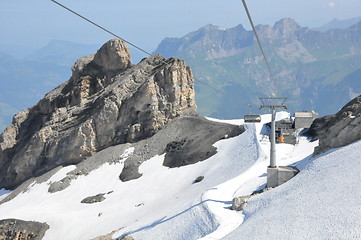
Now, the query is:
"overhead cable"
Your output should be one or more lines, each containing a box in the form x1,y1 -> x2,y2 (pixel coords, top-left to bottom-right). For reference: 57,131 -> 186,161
49,0 -> 241,107
241,0 -> 275,81
49,0 -> 152,57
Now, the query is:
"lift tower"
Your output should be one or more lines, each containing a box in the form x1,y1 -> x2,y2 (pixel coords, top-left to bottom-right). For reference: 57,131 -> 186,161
260,97 -> 287,168
260,98 -> 298,188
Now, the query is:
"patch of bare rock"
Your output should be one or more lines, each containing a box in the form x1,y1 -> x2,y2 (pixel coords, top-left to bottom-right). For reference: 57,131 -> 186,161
0,219 -> 49,240
81,193 -> 107,204
308,95 -> 361,155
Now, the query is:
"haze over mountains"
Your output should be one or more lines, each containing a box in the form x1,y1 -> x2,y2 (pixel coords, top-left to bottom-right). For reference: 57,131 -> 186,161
0,41 -> 101,131
313,16 -> 361,32
0,17 -> 360,131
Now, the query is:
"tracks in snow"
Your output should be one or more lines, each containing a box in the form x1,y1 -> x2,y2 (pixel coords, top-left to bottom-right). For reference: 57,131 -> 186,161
198,123 -> 268,240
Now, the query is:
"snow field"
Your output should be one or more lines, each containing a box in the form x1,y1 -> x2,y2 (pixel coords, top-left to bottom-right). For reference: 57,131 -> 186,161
199,112 -> 318,239
0,120 -> 258,240
0,112 -> 322,240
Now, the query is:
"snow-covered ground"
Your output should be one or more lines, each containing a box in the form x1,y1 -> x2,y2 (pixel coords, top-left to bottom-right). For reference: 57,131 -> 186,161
224,139 -> 361,240
0,112 -> 359,240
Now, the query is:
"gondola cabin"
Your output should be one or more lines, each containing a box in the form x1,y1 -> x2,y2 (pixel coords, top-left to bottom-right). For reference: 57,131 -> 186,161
244,114 -> 261,123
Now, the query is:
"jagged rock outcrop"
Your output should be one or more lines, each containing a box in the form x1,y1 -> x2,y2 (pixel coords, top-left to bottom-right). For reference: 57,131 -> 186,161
0,38 -> 197,189
308,95 -> 361,155
0,219 -> 49,240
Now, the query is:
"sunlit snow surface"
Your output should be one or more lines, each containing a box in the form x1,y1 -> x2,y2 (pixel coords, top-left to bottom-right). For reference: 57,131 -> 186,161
1,112 -> 359,240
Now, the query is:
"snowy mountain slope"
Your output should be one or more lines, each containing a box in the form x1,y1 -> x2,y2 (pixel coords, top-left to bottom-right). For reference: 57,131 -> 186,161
224,141 -> 361,239
0,117 -> 255,240
2,110 -> 358,240
199,113 -> 318,240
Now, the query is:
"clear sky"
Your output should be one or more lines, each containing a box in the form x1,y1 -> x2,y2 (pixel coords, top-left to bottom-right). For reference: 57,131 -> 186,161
1,0 -> 361,53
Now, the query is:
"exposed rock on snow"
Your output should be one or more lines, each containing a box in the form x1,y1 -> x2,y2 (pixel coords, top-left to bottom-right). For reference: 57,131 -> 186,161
0,38 -> 197,189
89,227 -> 126,240
163,118 -> 244,168
231,195 -> 250,211
308,95 -> 361,154
193,176 -> 204,183
0,219 -> 49,240
47,144 -> 132,194
81,193 -> 106,204
119,116 -> 244,181
120,235 -> 134,240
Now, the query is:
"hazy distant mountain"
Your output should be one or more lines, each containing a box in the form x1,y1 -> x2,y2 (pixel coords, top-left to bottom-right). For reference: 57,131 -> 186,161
0,102 -> 17,132
0,40 -> 103,131
0,44 -> 37,59
0,51 -> 68,131
154,18 -> 361,118
25,40 -> 101,66
314,16 -> 361,32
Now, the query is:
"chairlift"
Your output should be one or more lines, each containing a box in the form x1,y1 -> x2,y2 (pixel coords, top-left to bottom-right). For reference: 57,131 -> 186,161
244,104 -> 261,123
244,114 -> 261,123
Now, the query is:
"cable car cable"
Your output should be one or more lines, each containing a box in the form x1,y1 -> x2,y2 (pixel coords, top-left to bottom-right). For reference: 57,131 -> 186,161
49,0 -> 152,57
49,0 -> 246,111
241,0 -> 275,82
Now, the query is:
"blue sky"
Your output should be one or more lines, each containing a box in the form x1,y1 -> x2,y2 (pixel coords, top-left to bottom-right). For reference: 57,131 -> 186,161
1,0 -> 361,53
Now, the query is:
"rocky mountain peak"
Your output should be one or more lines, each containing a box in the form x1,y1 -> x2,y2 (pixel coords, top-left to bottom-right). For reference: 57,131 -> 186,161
0,39 -> 197,189
273,18 -> 301,38
201,24 -> 222,31
93,38 -> 132,73
71,38 -> 131,82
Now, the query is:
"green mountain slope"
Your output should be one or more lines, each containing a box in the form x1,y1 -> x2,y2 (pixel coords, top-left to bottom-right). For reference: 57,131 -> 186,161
154,18 -> 361,118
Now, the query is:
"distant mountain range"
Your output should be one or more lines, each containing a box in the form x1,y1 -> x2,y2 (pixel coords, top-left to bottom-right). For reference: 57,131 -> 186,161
314,16 -> 361,32
154,18 -> 361,119
0,17 -> 360,130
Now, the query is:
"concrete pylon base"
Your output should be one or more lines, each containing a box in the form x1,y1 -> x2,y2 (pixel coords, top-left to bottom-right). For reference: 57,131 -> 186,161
267,166 -> 299,188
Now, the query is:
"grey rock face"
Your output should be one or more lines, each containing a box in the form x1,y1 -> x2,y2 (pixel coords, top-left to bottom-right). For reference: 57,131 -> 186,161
92,38 -> 131,73
231,196 -> 250,211
308,95 -> 361,155
81,193 -> 106,204
162,118 -> 244,168
0,219 -> 49,240
0,38 -> 197,189
120,236 -> 134,240
119,116 -> 244,182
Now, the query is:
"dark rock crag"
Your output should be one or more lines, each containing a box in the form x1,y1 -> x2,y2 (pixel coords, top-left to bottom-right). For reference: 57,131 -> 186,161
308,95 -> 361,155
119,116 -> 244,181
0,219 -> 49,240
0,38 -> 197,189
